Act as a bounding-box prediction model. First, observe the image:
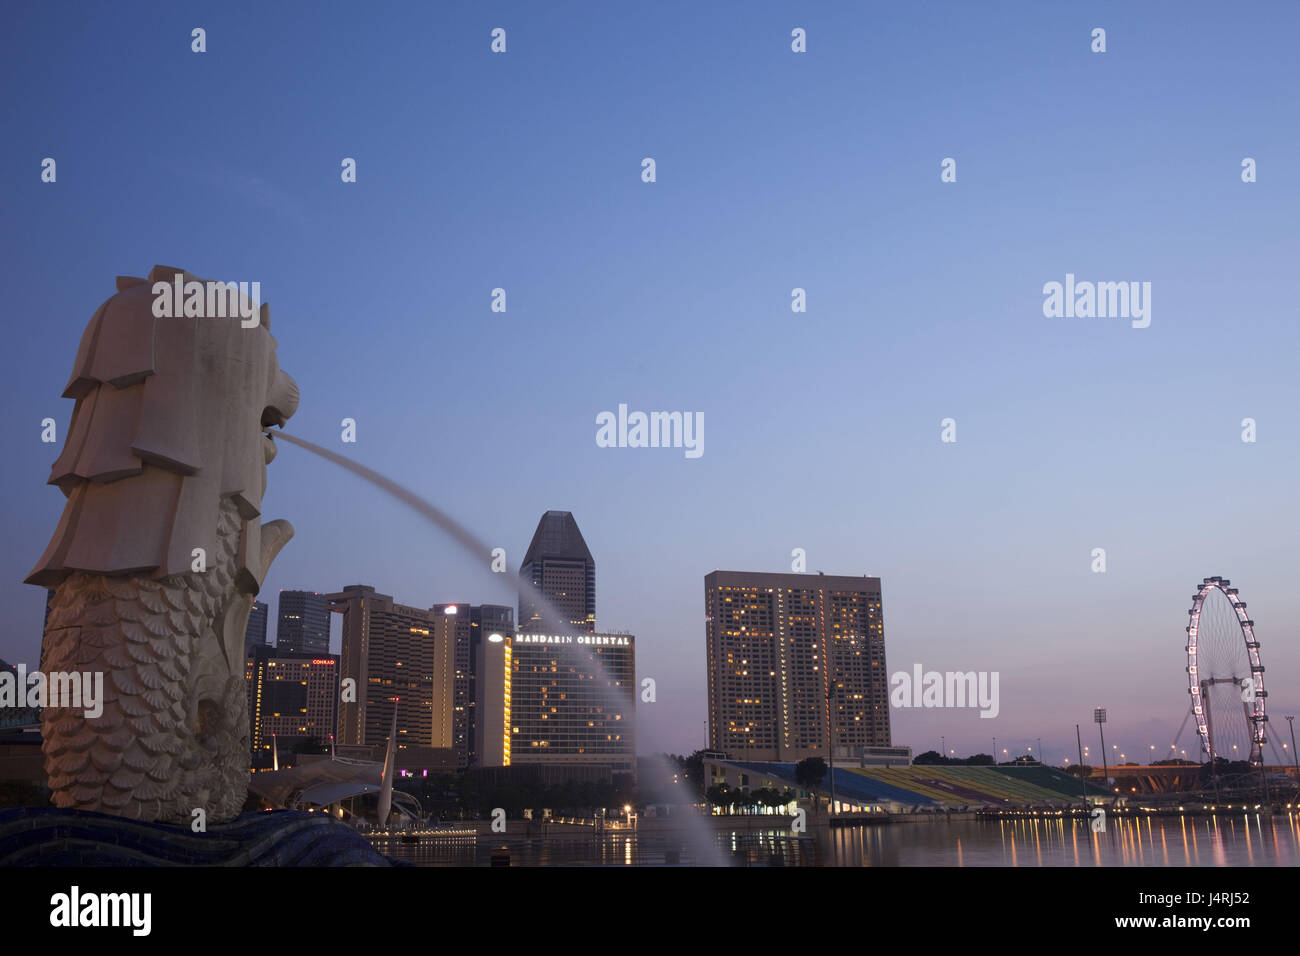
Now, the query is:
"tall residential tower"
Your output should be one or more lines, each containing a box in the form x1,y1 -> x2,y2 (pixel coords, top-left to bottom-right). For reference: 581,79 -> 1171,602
327,585 -> 442,752
704,570 -> 889,762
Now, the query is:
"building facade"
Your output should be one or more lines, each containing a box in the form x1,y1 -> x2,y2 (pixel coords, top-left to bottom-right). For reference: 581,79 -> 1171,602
471,604 -> 514,768
276,590 -> 330,657
430,603 -> 516,769
704,570 -> 889,762
430,603 -> 471,763
328,585 -> 443,753
510,632 -> 635,775
475,617 -> 513,769
245,647 -> 338,769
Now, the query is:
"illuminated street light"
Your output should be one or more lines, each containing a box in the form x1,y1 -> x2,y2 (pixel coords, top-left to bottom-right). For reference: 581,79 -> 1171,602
1094,708 -> 1109,803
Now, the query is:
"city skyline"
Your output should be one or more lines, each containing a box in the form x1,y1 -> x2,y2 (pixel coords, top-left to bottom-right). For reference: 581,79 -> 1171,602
53,540 -> 1277,771
8,509 -> 1295,767
2,4 -> 1297,768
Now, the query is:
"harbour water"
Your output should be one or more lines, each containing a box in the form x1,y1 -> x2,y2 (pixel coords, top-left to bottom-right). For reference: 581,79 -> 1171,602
824,813 -> 1300,867
379,812 -> 1300,867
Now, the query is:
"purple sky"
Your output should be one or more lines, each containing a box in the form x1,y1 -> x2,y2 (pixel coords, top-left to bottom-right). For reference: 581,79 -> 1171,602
2,2 -> 1297,765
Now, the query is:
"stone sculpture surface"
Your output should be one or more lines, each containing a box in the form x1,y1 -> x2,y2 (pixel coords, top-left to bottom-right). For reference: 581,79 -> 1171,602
27,266 -> 298,823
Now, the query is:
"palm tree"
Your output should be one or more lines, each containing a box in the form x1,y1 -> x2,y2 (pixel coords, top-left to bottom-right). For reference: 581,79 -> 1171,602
795,756 -> 828,813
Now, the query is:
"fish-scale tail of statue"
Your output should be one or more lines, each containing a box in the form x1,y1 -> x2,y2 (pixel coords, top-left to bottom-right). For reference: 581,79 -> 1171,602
40,500 -> 251,825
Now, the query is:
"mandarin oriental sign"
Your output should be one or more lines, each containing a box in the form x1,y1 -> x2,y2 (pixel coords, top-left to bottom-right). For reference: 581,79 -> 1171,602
513,634 -> 631,647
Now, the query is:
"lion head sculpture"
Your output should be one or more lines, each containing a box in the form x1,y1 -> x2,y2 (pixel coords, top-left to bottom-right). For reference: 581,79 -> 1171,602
27,265 -> 298,823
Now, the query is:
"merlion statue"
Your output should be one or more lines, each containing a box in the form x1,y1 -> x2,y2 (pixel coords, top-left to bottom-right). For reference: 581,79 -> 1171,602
26,266 -> 298,824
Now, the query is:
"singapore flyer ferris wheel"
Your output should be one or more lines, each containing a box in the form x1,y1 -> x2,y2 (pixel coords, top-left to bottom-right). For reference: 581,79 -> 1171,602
1186,576 -> 1268,768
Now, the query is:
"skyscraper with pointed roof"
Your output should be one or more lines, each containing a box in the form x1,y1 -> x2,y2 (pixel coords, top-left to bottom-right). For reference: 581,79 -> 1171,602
518,510 -> 596,634
512,511 -> 634,777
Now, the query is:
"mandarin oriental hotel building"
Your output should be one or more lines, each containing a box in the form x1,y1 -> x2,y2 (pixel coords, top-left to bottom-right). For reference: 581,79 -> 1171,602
509,632 -> 635,776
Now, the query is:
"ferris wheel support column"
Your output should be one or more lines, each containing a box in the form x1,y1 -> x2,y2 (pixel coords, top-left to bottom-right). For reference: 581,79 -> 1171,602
1203,681 -> 1220,803
1203,681 -> 1215,767
1260,746 -> 1271,806
1250,697 -> 1271,805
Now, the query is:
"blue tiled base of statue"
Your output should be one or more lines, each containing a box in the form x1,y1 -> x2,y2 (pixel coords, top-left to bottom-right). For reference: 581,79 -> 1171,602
0,807 -> 398,866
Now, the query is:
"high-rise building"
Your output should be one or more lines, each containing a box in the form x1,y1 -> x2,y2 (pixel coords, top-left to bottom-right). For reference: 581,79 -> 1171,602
473,608 -> 514,769
429,604 -> 464,756
431,603 -> 516,769
704,570 -> 889,762
512,511 -> 634,776
244,600 -> 269,656
329,584 -> 514,771
519,511 -> 595,634
276,590 -> 330,656
244,647 -> 338,769
328,585 -> 443,752
510,632 -> 635,775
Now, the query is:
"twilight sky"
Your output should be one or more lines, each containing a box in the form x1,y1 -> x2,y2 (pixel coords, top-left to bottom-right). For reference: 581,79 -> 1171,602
2,2 -> 1297,765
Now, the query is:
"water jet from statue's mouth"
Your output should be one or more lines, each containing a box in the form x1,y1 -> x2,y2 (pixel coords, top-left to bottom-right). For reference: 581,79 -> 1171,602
271,431 -> 603,672
271,429 -> 732,866
273,431 -> 515,583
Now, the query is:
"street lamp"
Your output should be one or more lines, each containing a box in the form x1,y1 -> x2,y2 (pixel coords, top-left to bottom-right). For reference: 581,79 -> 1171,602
1094,708 -> 1109,801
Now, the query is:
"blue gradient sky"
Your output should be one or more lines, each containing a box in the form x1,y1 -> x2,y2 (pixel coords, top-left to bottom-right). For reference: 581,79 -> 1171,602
2,2 -> 1297,764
